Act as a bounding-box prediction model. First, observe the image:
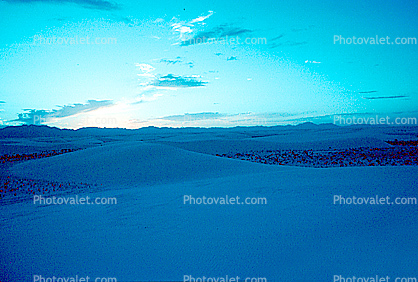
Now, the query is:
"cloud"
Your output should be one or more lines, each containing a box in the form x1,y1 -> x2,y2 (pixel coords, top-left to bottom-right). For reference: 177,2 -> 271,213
12,100 -> 114,125
269,32 -> 309,49
180,24 -> 252,46
269,26 -> 314,49
153,57 -> 194,68
362,95 -> 409,100
171,11 -> 214,40
135,63 -> 155,73
291,25 -> 315,32
305,60 -> 321,64
158,58 -> 183,65
150,74 -> 207,88
271,34 -> 285,41
270,40 -> 308,48
358,90 -> 378,94
0,101 -> 5,103
190,11 -> 214,24
3,0 -> 120,10
214,52 -> 223,56
136,63 -> 156,81
132,90 -> 164,105
227,56 -> 237,61
114,16 -> 135,26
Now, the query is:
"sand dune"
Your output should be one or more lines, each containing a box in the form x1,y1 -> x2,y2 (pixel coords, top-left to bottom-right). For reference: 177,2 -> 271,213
10,141 -> 282,187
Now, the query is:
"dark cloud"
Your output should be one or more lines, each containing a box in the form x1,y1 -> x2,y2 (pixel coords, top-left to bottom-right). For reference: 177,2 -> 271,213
291,27 -> 308,32
3,0 -> 120,10
150,74 -> 207,88
116,16 -> 134,25
180,24 -> 252,46
227,56 -> 237,61
156,57 -> 194,68
291,25 -> 315,32
362,95 -> 409,100
270,40 -> 308,48
271,34 -> 285,41
159,58 -> 183,65
12,100 -> 114,125
0,101 -> 5,103
358,90 -> 378,94
269,32 -> 308,48
214,52 -> 223,56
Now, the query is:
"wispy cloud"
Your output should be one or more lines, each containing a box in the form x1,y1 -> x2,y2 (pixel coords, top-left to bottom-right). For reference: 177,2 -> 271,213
180,24 -> 252,46
189,11 -> 214,24
136,63 -> 156,81
132,89 -> 164,105
113,15 -> 135,26
171,11 -> 214,40
155,57 -> 194,68
305,60 -> 321,64
158,58 -> 183,65
150,74 -> 207,88
271,34 -> 285,41
11,100 -> 114,125
3,0 -> 120,10
270,40 -> 308,48
291,25 -> 315,32
269,27 -> 312,49
358,90 -> 378,94
362,95 -> 409,100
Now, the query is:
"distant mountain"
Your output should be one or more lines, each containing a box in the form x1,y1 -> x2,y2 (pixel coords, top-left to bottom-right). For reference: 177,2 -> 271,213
0,125 -> 74,138
295,122 -> 318,129
0,125 -> 139,138
75,127 -> 134,136
295,122 -> 338,129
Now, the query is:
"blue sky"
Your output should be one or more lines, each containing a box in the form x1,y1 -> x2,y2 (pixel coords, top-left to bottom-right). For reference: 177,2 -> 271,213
0,0 -> 417,128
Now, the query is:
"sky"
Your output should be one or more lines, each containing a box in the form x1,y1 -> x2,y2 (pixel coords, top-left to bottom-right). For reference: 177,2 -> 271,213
0,0 -> 417,128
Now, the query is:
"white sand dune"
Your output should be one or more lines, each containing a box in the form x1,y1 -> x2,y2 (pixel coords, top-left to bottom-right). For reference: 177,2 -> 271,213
155,137 -> 391,156
10,141 -> 282,187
